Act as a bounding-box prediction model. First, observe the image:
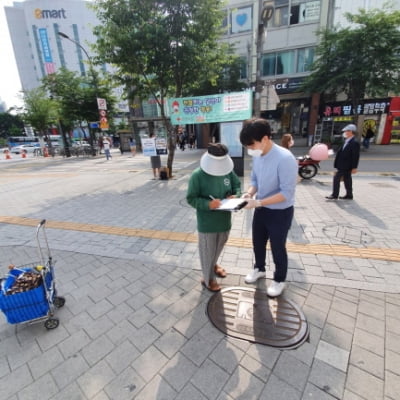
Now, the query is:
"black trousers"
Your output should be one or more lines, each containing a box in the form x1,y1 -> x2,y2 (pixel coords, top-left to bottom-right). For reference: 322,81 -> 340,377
252,206 -> 294,282
332,169 -> 352,197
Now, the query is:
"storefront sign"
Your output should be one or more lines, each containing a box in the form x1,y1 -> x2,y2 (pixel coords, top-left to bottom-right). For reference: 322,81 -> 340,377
322,99 -> 390,118
265,77 -> 306,95
34,8 -> 67,19
169,91 -> 252,125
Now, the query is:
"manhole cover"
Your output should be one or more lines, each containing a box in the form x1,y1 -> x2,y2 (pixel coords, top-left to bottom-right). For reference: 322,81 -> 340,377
323,224 -> 375,245
207,287 -> 309,349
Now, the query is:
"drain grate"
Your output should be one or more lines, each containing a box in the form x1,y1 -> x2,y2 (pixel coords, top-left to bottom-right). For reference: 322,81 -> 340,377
207,287 -> 309,349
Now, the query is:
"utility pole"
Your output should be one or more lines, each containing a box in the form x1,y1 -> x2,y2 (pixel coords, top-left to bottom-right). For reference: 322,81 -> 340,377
58,31 -> 99,156
253,1 -> 274,117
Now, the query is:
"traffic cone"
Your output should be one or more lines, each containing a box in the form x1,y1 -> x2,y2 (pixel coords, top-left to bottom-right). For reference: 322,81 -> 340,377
4,150 -> 11,160
43,147 -> 49,157
21,150 -> 27,158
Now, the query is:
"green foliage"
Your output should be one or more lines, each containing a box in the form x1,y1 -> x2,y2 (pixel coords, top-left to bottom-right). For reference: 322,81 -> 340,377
42,68 -> 116,131
21,87 -> 57,136
92,0 -> 229,100
0,112 -> 24,138
302,6 -> 400,110
91,0 -> 234,173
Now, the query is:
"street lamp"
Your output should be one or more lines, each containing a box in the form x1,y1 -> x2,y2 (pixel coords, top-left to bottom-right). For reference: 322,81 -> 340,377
58,32 -> 93,76
58,31 -> 98,156
253,3 -> 274,117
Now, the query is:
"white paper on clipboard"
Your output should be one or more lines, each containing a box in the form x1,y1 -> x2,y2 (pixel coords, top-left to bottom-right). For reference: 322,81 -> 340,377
214,198 -> 248,211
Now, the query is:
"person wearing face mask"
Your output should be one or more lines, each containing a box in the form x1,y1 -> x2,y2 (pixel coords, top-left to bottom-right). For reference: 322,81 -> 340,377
240,118 -> 298,297
326,124 -> 360,200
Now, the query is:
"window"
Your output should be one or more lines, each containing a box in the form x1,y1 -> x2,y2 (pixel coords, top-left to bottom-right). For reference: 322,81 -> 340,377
239,57 -> 248,80
277,51 -> 295,75
271,4 -> 289,27
297,48 -> 314,72
221,10 -> 228,35
265,0 -> 320,27
262,47 -> 315,76
262,54 -> 276,76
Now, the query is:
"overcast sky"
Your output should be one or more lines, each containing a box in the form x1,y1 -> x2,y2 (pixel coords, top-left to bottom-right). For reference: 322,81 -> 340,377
0,0 -> 23,110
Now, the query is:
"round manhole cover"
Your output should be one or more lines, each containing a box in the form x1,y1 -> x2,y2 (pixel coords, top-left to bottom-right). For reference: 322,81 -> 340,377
207,287 -> 309,349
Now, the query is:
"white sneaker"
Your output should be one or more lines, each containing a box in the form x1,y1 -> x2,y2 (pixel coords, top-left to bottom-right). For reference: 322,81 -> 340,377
267,281 -> 286,297
245,268 -> 266,284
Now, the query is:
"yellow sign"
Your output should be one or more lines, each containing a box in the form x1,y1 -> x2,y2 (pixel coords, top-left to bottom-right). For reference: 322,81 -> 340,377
100,120 -> 109,130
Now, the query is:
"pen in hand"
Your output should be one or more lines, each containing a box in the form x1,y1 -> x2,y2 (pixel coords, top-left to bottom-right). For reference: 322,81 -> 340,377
209,195 -> 221,209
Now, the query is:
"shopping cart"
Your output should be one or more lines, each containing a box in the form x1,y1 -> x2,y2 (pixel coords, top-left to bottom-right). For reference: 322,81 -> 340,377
0,219 -> 65,329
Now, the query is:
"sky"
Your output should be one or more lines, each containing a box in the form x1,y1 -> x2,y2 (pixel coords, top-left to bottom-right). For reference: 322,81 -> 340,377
0,0 -> 23,110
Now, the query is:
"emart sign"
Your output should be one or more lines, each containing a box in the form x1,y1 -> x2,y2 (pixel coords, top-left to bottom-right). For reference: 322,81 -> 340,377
34,8 -> 67,19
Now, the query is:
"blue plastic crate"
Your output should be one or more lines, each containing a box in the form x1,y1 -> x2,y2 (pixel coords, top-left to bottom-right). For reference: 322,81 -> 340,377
0,282 -> 50,324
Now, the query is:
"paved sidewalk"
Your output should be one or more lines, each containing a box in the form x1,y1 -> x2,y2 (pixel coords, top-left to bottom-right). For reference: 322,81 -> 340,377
0,145 -> 399,399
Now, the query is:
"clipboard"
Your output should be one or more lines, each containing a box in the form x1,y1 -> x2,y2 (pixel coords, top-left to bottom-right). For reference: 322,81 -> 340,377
213,198 -> 248,212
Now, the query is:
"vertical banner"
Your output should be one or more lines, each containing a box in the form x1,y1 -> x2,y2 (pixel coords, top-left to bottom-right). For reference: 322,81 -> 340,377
220,122 -> 244,157
38,28 -> 55,74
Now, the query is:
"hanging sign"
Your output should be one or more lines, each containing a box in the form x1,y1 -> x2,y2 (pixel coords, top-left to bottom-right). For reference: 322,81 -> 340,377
169,91 -> 252,125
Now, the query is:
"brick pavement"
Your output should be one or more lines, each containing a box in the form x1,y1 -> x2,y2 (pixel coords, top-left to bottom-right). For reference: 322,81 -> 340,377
0,146 -> 399,399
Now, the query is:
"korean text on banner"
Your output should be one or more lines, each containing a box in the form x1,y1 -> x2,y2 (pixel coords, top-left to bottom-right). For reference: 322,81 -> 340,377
169,91 -> 252,125
141,138 -> 157,157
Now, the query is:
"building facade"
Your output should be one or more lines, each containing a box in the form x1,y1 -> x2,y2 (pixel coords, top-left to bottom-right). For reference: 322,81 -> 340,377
6,0 -> 400,144
220,0 -> 400,143
220,0 -> 332,137
5,0 -> 99,92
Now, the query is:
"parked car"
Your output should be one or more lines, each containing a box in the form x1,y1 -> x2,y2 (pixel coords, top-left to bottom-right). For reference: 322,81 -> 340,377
10,144 -> 40,154
71,140 -> 90,148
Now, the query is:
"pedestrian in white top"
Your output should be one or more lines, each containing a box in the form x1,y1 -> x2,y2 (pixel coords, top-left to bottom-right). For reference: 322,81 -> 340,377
103,137 -> 112,160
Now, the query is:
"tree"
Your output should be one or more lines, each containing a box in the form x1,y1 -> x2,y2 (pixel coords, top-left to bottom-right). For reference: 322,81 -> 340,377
302,6 -> 400,121
42,68 -> 116,154
0,112 -> 24,139
21,87 -> 57,148
92,0 -> 234,176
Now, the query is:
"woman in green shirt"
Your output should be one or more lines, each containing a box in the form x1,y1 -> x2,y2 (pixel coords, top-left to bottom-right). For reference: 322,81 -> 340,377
187,144 -> 241,292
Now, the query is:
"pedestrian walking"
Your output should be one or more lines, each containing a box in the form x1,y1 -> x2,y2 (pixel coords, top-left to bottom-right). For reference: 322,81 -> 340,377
129,137 -> 137,156
240,118 -> 298,297
102,137 -> 112,160
362,127 -> 375,150
186,143 -> 241,292
326,124 -> 360,200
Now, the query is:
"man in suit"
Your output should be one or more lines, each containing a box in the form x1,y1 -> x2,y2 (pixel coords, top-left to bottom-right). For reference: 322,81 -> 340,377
326,124 -> 360,200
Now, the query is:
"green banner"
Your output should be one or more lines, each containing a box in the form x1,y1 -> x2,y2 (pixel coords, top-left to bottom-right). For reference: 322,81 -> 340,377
169,91 -> 252,125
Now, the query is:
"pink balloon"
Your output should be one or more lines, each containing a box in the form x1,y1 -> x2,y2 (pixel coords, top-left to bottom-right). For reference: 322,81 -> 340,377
309,143 -> 329,161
